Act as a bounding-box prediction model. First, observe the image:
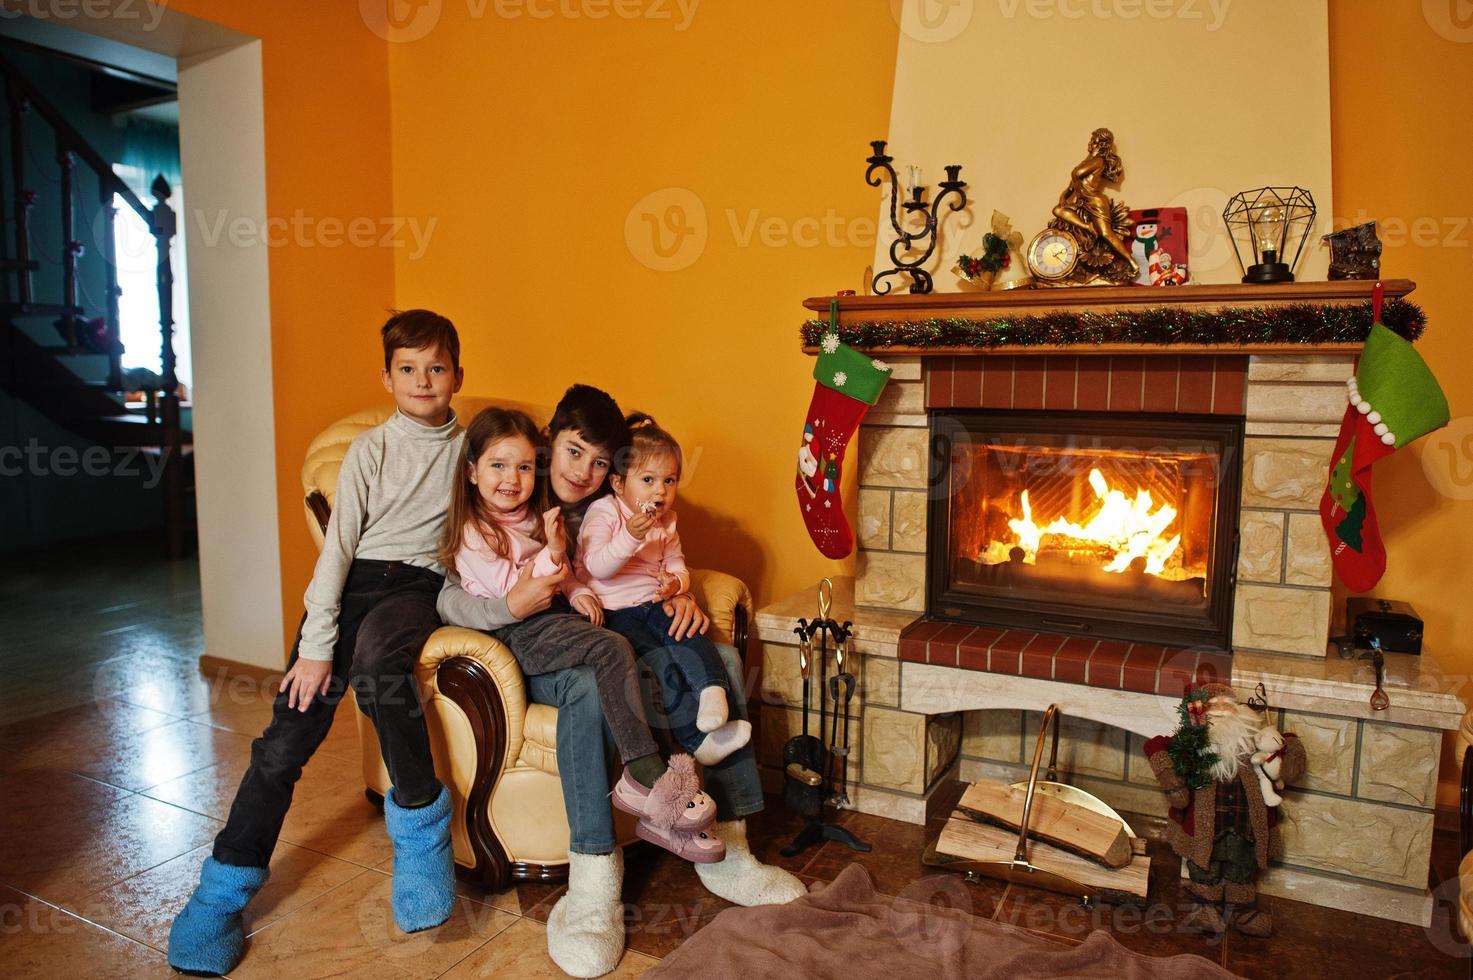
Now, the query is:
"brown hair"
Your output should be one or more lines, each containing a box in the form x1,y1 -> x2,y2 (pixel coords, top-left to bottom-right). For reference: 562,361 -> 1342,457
439,407 -> 546,568
616,412 -> 682,477
382,309 -> 460,371
549,384 -> 631,467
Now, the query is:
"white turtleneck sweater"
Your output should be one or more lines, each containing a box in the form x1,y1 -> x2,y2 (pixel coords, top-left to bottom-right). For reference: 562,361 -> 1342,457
298,410 -> 464,662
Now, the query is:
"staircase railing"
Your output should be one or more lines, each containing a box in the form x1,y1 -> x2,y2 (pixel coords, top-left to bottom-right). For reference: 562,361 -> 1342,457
0,46 -> 178,397
0,45 -> 189,557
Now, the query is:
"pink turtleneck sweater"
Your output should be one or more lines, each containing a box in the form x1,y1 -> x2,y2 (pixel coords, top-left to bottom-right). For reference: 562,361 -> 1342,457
576,496 -> 691,610
454,507 -> 592,604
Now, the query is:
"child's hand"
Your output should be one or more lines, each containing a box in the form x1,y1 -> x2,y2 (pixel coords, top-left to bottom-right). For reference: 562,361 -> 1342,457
280,658 -> 333,712
626,510 -> 655,540
571,593 -> 604,627
507,561 -> 569,620
542,507 -> 567,563
653,570 -> 680,602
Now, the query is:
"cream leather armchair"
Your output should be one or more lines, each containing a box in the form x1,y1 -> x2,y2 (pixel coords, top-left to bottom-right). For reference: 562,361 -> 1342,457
300,398 -> 753,890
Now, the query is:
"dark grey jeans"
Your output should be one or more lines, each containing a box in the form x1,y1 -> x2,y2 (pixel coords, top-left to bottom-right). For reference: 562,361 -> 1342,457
213,560 -> 443,869
493,607 -> 657,764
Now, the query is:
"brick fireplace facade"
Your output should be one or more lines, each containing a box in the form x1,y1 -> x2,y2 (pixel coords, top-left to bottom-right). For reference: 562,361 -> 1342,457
755,282 -> 1465,926
862,350 -> 1342,660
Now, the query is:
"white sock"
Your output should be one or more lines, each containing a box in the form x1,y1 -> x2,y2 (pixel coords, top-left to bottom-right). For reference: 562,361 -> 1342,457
693,719 -> 751,766
695,820 -> 807,907
696,686 -> 729,734
546,850 -> 625,978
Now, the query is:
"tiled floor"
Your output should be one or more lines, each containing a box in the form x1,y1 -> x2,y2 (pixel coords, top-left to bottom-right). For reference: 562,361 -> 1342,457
1,536 -> 1469,978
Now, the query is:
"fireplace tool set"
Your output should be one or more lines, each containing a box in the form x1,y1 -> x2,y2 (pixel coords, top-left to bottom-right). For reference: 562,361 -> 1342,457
780,578 -> 870,857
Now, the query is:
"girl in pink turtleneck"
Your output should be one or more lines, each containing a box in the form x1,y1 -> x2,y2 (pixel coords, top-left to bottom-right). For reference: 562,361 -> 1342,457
577,414 -> 752,767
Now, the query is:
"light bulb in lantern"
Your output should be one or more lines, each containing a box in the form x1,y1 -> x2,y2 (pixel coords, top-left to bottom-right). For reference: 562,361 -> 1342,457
1251,205 -> 1286,265
1222,186 -> 1315,286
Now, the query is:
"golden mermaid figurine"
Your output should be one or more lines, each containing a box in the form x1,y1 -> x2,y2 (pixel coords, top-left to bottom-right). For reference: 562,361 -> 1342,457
1050,128 -> 1138,282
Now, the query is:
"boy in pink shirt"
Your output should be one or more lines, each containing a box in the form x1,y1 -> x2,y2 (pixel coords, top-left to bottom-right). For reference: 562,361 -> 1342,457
579,414 -> 752,767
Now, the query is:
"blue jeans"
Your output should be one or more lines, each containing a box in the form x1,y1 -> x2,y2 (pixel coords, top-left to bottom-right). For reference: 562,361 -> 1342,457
604,602 -> 727,757
527,641 -> 764,855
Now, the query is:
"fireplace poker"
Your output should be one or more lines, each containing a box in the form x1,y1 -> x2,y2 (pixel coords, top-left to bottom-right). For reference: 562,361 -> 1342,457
827,634 -> 857,808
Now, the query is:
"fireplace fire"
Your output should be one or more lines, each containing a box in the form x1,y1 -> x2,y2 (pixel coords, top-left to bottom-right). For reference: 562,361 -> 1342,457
929,412 -> 1243,650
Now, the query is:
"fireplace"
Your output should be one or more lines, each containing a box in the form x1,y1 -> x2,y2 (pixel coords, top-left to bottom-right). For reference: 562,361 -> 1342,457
927,411 -> 1243,650
755,283 -> 1464,929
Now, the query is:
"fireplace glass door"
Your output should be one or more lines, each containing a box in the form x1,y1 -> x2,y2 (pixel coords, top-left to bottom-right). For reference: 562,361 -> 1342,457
928,412 -> 1242,650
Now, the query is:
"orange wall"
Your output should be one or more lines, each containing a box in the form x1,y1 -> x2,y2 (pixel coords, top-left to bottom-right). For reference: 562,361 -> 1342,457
1329,0 -> 1473,805
163,0 -> 399,650
386,2 -> 900,610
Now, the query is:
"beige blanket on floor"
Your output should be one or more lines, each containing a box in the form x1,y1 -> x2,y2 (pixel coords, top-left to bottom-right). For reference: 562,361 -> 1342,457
647,864 -> 1237,980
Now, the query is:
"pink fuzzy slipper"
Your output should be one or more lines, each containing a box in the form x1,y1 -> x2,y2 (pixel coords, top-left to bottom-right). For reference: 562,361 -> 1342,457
635,820 -> 727,864
611,754 -> 716,832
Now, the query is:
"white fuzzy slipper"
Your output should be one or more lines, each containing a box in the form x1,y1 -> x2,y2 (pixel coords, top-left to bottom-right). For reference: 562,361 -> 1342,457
694,819 -> 806,907
547,849 -> 625,978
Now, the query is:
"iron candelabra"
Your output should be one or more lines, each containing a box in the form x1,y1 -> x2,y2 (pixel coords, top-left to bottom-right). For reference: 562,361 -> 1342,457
865,139 -> 968,295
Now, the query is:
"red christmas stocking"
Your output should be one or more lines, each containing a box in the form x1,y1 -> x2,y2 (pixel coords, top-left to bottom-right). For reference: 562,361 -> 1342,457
1320,315 -> 1448,592
796,326 -> 892,559
1320,404 -> 1395,592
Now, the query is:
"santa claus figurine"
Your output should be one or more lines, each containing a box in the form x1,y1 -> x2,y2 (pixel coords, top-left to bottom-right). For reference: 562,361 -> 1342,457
1144,684 -> 1306,937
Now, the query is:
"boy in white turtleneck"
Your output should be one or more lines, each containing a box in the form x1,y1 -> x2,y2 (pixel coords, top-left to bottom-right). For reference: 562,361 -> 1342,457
168,310 -> 468,977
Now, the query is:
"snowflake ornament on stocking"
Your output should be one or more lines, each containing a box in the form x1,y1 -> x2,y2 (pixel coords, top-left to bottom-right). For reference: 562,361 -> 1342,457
795,300 -> 893,559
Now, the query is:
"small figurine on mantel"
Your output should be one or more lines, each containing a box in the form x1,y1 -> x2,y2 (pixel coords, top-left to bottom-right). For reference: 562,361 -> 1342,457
1027,128 -> 1139,287
1144,684 -> 1306,938
1322,221 -> 1382,280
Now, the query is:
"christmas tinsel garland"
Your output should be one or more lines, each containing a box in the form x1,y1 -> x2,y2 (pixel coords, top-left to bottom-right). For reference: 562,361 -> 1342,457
800,298 -> 1426,350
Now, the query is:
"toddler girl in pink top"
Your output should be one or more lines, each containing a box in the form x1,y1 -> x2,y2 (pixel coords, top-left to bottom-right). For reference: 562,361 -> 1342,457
579,414 -> 752,767
443,407 -> 725,864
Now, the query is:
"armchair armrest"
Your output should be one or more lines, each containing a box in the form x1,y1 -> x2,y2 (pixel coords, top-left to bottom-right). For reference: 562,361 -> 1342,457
417,626 -> 528,775
414,626 -> 527,889
687,568 -> 752,653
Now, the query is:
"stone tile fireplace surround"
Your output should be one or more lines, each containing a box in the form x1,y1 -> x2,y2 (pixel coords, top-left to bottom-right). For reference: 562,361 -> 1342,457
755,282 -> 1465,926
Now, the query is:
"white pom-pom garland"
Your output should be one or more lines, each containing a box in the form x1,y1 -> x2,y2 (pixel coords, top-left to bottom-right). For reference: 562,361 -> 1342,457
1343,376 -> 1397,438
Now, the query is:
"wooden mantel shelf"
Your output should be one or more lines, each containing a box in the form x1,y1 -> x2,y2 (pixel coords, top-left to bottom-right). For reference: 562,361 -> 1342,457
800,279 -> 1417,357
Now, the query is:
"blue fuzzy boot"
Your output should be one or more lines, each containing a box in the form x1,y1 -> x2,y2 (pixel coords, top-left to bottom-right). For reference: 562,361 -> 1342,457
166,856 -> 269,976
383,785 -> 455,933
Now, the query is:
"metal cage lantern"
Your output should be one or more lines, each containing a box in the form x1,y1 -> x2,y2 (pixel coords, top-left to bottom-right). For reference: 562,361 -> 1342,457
1222,187 -> 1316,284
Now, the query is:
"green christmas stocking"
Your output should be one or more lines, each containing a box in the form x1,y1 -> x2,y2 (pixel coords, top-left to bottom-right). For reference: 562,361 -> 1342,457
1320,320 -> 1448,592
